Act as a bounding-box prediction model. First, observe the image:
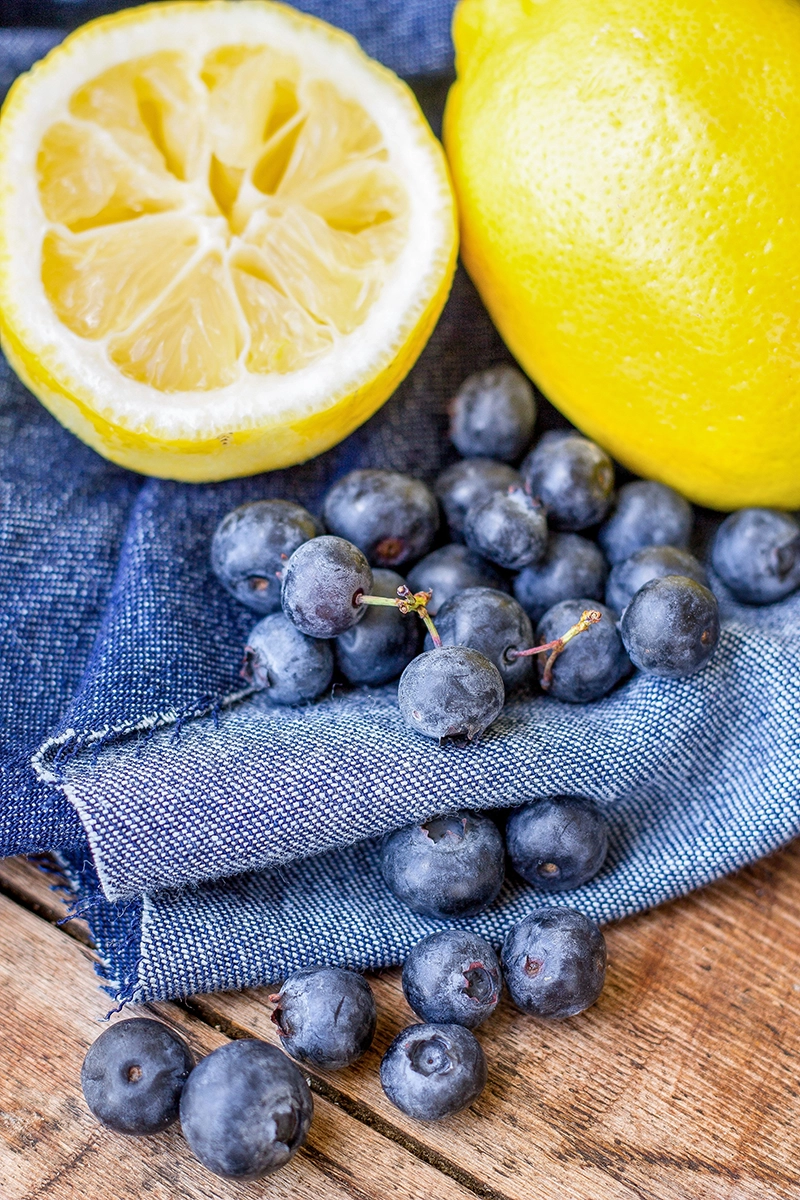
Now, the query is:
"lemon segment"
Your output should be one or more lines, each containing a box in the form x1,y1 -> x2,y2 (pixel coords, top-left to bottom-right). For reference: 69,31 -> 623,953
0,1 -> 457,480
42,215 -> 200,339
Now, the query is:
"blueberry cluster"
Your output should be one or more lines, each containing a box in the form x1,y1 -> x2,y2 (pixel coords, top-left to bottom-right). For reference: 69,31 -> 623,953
81,1018 -> 314,1179
86,373 -> 800,1171
213,364 -> 800,745
80,964 -> 375,1180
81,795 -> 614,1156
380,798 -> 609,920
380,798 -> 610,1118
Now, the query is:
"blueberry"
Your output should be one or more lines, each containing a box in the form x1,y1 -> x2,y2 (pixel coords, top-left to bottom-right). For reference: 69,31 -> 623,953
435,458 -> 521,542
620,575 -> 719,678
380,1023 -> 487,1121
407,544 -> 507,616
335,569 -> 421,685
501,908 -> 606,1019
243,613 -> 333,704
599,480 -> 693,565
506,797 -> 609,891
402,930 -> 502,1029
449,365 -> 536,462
281,535 -> 372,638
397,646 -> 505,743
521,434 -> 615,530
535,598 -> 630,703
180,1039 -> 312,1179
464,486 -> 548,570
606,544 -> 709,614
270,966 -> 377,1070
514,533 -> 608,623
380,811 -> 505,918
80,1018 -> 193,1135
211,500 -> 322,614
711,508 -> 800,605
424,587 -> 533,690
322,469 -> 439,568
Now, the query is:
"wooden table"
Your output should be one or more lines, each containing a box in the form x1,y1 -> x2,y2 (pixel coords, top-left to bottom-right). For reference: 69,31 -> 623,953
1,847 -> 798,1200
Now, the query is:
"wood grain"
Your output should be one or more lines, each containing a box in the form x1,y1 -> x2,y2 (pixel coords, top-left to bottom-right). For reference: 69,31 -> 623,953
3,849 -> 800,1200
0,854 -> 93,945
0,888 -> 475,1200
188,848 -> 800,1200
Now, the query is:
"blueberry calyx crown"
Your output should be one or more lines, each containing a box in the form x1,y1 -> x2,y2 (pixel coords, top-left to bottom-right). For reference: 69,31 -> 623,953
421,814 -> 467,843
407,1035 -> 453,1077
358,584 -> 442,647
462,964 -> 498,1005
374,536 -> 407,564
268,995 -> 291,1038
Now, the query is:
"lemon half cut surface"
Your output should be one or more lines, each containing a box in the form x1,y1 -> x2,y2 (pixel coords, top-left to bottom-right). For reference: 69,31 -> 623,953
0,2 -> 457,480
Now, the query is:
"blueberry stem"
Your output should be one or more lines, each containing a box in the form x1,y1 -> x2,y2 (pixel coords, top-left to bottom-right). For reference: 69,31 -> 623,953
356,595 -> 398,607
507,608 -> 602,689
420,611 -> 443,649
358,586 -> 442,648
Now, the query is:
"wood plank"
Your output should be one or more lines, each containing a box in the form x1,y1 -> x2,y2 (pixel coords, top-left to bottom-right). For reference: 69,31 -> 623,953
0,890 -> 478,1200
6,850 -> 800,1198
189,845 -> 800,1200
0,854 -> 92,945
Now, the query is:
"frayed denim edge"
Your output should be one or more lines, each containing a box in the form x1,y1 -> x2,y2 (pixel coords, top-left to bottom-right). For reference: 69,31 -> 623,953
51,848 -> 148,1014
31,685 -> 255,785
32,686 -> 254,907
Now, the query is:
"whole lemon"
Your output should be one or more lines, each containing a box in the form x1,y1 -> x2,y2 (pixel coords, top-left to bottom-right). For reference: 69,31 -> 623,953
444,0 -> 800,509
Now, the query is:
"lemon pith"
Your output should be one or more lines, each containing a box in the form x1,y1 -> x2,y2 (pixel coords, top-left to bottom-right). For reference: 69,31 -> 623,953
445,0 -> 800,510
0,1 -> 457,480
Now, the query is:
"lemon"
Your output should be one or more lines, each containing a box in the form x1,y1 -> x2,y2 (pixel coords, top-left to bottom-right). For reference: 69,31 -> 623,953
0,2 -> 456,481
445,0 -> 800,509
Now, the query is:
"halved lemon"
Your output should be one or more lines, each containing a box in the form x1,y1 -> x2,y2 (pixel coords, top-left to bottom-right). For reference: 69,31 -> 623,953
0,1 -> 457,480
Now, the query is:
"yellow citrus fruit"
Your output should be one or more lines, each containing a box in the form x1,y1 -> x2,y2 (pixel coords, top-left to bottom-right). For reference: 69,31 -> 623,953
445,0 -> 800,509
0,2 -> 456,481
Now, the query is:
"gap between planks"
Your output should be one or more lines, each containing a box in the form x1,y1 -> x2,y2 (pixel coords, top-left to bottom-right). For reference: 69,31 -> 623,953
4,852 -> 800,1200
0,857 -> 507,1200
0,889 -> 480,1200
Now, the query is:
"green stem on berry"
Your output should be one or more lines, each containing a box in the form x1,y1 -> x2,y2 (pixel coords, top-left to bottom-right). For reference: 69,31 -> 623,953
357,585 -> 442,648
507,608 -> 602,690
355,594 -> 398,608
420,611 -> 442,648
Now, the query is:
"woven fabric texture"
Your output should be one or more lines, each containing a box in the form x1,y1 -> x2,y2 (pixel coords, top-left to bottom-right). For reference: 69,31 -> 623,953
1,17 -> 798,1005
1,3 -> 457,76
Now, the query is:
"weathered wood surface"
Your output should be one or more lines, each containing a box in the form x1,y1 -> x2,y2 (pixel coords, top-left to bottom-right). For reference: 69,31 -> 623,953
2,847 -> 800,1200
0,885 -> 475,1200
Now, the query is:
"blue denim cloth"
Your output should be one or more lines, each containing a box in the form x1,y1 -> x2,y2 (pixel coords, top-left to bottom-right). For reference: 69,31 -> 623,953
4,3 -> 457,76
2,20 -> 800,1004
